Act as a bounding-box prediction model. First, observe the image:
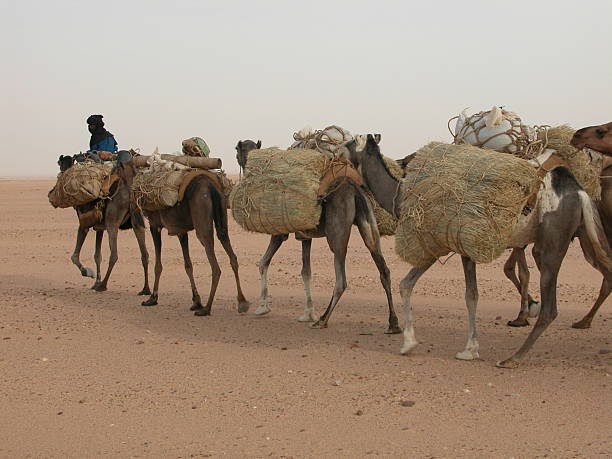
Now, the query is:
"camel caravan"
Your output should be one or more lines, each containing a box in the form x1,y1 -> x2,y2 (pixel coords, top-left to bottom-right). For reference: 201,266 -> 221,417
48,112 -> 612,368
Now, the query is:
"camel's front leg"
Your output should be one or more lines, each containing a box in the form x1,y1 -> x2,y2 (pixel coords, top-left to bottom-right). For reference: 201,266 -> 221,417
456,256 -> 480,360
256,234 -> 287,316
398,261 -> 434,354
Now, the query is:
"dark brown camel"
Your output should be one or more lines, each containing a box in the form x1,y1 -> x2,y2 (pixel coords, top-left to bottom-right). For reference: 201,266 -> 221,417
504,160 -> 612,329
348,134 -> 612,368
118,161 -> 249,316
571,122 -> 612,155
57,155 -> 150,294
235,140 -> 401,333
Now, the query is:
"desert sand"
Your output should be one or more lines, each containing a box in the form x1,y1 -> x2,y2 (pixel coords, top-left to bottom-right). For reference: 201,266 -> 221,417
0,179 -> 610,458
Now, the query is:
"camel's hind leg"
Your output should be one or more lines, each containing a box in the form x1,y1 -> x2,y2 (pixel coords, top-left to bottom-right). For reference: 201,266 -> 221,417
217,230 -> 250,314
142,226 -> 162,307
71,226 -> 94,278
194,216 -> 221,317
573,278 -> 611,329
132,220 -> 151,296
297,239 -> 315,322
91,230 -> 103,289
505,248 -> 539,327
456,256 -> 480,361
256,235 -> 288,316
93,226 -> 118,292
177,233 -> 204,312
398,261 -> 434,355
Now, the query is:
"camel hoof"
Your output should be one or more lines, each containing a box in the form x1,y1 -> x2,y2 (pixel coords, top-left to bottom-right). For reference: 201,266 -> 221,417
385,325 -> 402,335
310,320 -> 327,329
194,307 -> 211,317
255,304 -> 271,316
137,288 -> 151,296
141,296 -> 158,307
571,319 -> 592,329
238,301 -> 250,314
81,267 -> 95,278
93,283 -> 107,292
496,358 -> 520,369
400,341 -> 418,355
507,318 -> 529,327
456,349 -> 479,361
297,312 -> 315,323
190,303 -> 204,311
528,301 -> 541,318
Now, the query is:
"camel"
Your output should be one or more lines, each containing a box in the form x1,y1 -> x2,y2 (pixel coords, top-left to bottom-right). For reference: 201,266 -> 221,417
118,161 -> 249,316
57,155 -> 150,294
571,122 -> 612,155
347,134 -> 612,368
234,140 -> 401,333
503,160 -> 612,328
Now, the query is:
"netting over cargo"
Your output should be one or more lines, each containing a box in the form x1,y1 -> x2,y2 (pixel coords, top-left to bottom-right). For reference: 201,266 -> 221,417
230,148 -> 329,235
395,142 -> 540,266
48,163 -> 114,208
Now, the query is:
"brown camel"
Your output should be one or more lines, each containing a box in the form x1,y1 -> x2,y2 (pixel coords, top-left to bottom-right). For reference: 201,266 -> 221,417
504,160 -> 612,329
57,155 -> 150,294
348,134 -> 612,368
235,140 -> 401,333
118,161 -> 249,316
571,122 -> 612,155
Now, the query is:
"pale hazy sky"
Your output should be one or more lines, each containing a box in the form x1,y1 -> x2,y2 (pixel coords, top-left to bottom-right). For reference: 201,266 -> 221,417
2,0 -> 611,176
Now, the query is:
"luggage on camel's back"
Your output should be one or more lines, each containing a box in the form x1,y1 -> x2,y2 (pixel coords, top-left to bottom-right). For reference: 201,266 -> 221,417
395,142 -> 540,267
48,162 -> 115,208
230,148 -> 363,235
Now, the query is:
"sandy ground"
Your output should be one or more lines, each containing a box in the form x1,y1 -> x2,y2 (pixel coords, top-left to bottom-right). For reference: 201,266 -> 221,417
0,179 -> 610,458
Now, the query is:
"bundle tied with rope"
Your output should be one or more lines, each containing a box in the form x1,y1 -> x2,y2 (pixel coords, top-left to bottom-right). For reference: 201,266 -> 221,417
48,162 -> 115,208
395,142 -> 540,267
289,125 -> 353,158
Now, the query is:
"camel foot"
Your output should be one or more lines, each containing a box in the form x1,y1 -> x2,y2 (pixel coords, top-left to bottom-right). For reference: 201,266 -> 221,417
137,287 -> 151,296
507,318 -> 530,327
297,311 -> 315,323
400,341 -> 418,355
237,300 -> 250,314
385,324 -> 402,335
528,301 -> 541,318
571,318 -> 592,329
310,319 -> 328,329
194,307 -> 211,317
141,295 -> 158,307
255,304 -> 271,316
81,267 -> 95,278
456,349 -> 479,361
496,358 -> 520,369
190,303 -> 204,311
92,283 -> 107,292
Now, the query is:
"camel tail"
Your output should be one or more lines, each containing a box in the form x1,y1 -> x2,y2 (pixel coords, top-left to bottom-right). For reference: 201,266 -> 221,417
579,191 -> 612,271
210,184 -> 229,242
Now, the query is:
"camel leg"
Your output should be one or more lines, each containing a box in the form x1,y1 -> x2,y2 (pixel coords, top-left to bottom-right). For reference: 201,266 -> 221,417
177,233 -> 204,312
255,235 -> 287,316
572,279 -> 611,329
217,231 -> 250,314
497,218 -> 575,368
505,248 -> 539,327
93,226 -> 118,292
142,226 -> 162,306
456,256 -> 480,360
71,226 -> 94,278
355,212 -> 400,334
297,239 -> 315,322
132,223 -> 151,296
91,230 -> 104,289
194,220 -> 221,317
399,261 -> 434,354
311,218 -> 352,329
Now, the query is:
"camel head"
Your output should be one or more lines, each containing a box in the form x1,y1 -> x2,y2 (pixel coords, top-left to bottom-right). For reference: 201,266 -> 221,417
235,139 -> 261,170
396,154 -> 416,170
58,155 -> 75,172
571,122 -> 612,155
116,159 -> 138,187
345,134 -> 381,170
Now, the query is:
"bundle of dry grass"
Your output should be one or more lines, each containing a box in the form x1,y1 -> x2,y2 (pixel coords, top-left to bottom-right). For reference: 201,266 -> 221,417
132,168 -> 188,211
48,163 -> 113,208
230,148 -> 329,234
368,156 -> 403,236
542,125 -> 602,200
132,154 -> 221,170
395,142 -> 539,266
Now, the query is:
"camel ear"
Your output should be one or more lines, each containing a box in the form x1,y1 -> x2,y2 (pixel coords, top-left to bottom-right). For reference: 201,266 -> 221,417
237,140 -> 242,149
374,134 -> 381,144
256,140 -> 262,149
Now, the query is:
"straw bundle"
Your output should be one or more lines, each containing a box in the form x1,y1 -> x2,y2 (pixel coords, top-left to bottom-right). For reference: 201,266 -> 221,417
132,168 -> 188,211
395,142 -> 540,266
368,156 -> 403,236
230,148 -> 329,234
132,154 -> 221,170
48,163 -> 113,208
542,125 -> 602,200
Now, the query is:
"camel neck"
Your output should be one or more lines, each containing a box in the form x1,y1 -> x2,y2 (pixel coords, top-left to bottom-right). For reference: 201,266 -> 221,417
360,153 -> 400,217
